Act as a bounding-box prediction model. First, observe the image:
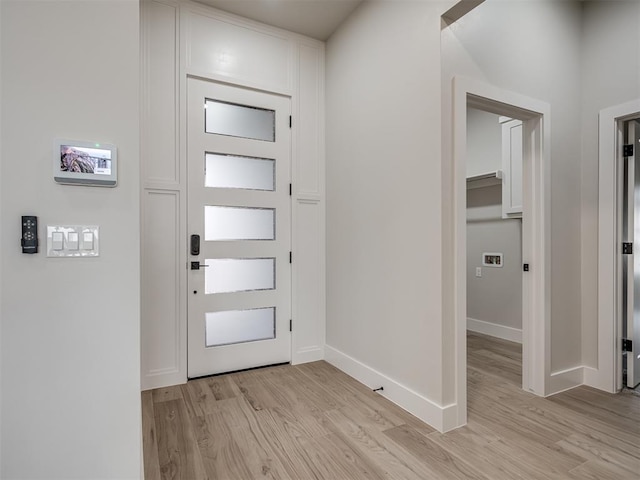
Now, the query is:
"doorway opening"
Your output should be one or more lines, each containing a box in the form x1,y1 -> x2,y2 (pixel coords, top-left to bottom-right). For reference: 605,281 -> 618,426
620,117 -> 640,390
596,99 -> 640,393
453,77 -> 551,427
465,107 -> 523,390
186,77 -> 293,379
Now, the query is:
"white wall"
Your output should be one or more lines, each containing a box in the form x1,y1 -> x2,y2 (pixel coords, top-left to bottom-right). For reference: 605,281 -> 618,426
0,1 -> 141,478
580,0 -> 640,369
326,0 -> 458,430
467,186 -> 522,335
442,0 -> 583,377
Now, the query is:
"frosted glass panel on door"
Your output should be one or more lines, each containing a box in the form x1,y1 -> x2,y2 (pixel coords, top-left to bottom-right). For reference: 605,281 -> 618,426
205,206 -> 274,241
205,153 -> 274,191
204,258 -> 275,294
205,99 -> 275,142
205,307 -> 275,347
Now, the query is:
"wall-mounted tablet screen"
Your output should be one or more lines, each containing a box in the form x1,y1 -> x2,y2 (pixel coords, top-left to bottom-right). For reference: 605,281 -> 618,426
53,139 -> 117,187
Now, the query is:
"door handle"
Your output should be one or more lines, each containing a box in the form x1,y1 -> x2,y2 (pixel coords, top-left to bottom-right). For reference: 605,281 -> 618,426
190,261 -> 209,270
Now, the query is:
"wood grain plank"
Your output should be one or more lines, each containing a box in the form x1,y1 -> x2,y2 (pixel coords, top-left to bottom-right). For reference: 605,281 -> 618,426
521,396 -> 640,459
468,348 -> 522,379
483,439 -> 579,480
253,408 -> 324,479
549,386 -> 640,424
152,386 -> 183,404
369,394 -> 437,437
141,391 -> 161,480
154,399 -> 209,480
556,432 -> 640,476
296,361 -> 377,400
384,424 -> 488,479
141,333 -> 640,480
337,402 -> 400,432
265,404 -> 334,439
189,408 -> 254,480
469,391 -> 569,446
324,408 -> 443,480
296,361 -> 413,430
428,425 -> 539,480
180,376 -> 241,418
299,432 -> 389,480
568,459 -> 640,480
218,395 -> 291,479
467,331 -> 522,358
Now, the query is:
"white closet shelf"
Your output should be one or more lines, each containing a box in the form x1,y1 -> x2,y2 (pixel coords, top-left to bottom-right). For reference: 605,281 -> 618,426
466,170 -> 503,189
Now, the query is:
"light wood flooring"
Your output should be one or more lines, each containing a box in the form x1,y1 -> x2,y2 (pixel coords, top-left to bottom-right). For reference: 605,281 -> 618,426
142,332 -> 640,479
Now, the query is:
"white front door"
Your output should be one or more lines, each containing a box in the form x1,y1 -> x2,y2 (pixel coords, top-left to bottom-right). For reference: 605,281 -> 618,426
187,78 -> 291,378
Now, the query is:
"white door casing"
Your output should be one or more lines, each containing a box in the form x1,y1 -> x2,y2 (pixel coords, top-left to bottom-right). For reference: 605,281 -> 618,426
453,76 -> 551,429
594,99 -> 640,393
187,77 -> 291,378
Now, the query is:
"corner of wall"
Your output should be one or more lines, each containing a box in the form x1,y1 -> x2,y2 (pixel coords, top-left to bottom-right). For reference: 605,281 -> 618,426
546,366 -> 584,396
325,345 -> 460,433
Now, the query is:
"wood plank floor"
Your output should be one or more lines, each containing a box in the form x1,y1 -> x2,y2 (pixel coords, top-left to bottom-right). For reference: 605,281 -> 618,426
142,332 -> 640,479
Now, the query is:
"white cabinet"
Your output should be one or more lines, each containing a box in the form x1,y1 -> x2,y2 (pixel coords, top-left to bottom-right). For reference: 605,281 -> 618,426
500,118 -> 523,218
466,170 -> 503,189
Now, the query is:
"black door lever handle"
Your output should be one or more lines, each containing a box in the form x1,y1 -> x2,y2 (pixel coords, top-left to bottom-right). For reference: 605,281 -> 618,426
190,261 -> 209,270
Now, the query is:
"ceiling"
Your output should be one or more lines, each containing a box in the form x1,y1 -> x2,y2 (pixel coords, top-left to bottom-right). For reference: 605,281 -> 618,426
193,0 -> 364,41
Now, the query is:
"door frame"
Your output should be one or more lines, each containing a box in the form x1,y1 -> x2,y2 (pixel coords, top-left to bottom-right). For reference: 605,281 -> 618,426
594,99 -> 640,392
453,76 -> 551,426
185,77 -> 293,378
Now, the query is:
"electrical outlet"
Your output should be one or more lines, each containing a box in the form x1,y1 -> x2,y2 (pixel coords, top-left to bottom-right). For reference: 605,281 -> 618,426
476,267 -> 482,277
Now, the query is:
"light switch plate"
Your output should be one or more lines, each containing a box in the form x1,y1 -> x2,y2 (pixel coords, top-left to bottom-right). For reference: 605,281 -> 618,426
47,225 -> 99,257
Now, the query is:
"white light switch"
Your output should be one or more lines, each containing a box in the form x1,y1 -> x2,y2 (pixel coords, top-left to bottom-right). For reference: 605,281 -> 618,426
476,267 -> 482,278
52,232 -> 64,250
82,232 -> 94,250
47,225 -> 99,257
67,231 -> 79,250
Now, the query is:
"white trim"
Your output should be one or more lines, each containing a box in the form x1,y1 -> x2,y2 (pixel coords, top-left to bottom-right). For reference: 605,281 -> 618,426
453,76 -> 551,430
466,170 -> 502,189
593,98 -> 640,393
292,347 -> 324,365
467,318 -> 522,344
325,345 -> 457,433
548,366 -> 584,395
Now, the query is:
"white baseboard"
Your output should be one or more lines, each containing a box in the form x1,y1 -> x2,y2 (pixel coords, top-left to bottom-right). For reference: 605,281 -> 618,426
467,317 -> 522,344
141,370 -> 186,391
324,345 -> 461,433
292,347 -> 324,365
583,366 -> 617,394
546,366 -> 584,396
